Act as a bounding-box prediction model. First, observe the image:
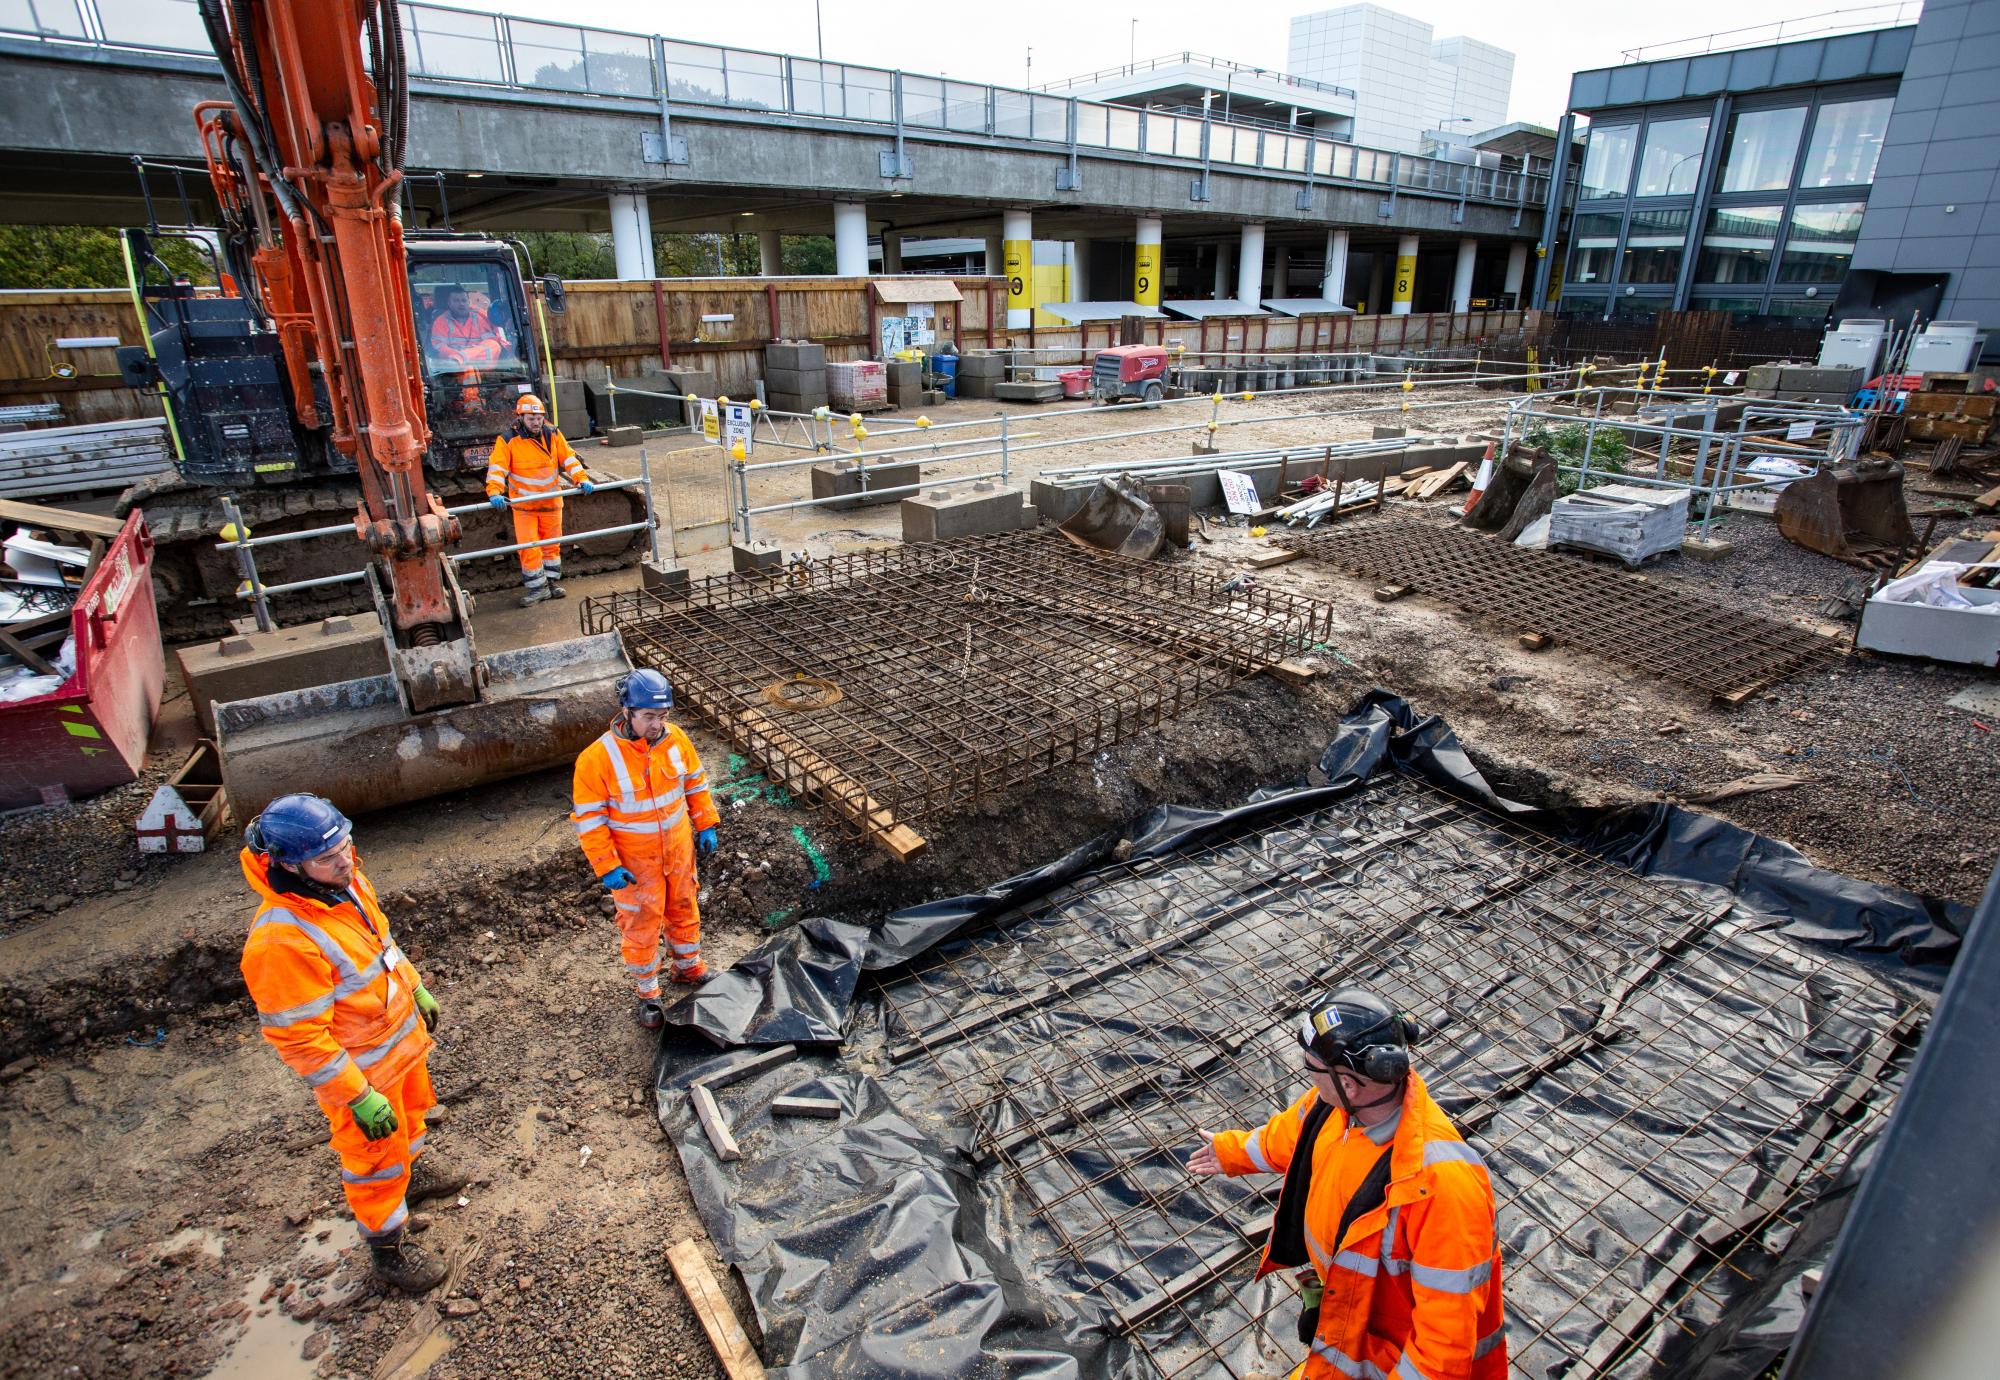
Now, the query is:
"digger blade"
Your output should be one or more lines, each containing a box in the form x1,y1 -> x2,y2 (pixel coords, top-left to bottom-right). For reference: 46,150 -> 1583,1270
214,633 -> 630,820
1774,463 -> 1917,566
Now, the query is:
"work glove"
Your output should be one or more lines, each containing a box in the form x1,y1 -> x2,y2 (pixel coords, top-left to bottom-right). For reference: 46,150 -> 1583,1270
695,827 -> 718,856
600,866 -> 636,890
579,480 -> 596,494
487,494 -> 507,509
414,985 -> 440,1032
349,1087 -> 399,1141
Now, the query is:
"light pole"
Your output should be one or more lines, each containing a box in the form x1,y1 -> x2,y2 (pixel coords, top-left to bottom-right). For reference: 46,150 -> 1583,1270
1026,46 -> 1032,88
1130,18 -> 1137,67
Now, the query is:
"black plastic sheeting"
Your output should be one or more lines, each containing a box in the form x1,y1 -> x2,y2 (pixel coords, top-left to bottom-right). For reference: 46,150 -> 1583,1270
654,693 -> 1962,1380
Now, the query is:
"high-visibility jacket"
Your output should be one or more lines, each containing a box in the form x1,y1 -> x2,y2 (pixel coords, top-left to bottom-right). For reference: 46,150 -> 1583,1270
238,849 -> 433,1116
571,720 -> 718,877
487,424 -> 587,511
429,307 -> 506,365
1213,1070 -> 1506,1380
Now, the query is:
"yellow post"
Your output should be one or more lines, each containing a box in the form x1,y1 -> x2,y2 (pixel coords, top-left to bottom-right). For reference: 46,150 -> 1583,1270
1134,217 -> 1162,309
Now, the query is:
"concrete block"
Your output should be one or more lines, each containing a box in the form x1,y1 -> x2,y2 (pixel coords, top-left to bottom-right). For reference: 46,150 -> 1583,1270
812,460 -> 922,509
586,378 -> 681,430
178,613 -> 387,739
885,360 -> 921,391
766,341 -> 827,371
956,350 -> 1011,379
1373,425 -> 1407,439
551,378 -> 590,433
901,483 -> 1037,543
641,560 -> 689,594
1744,364 -> 1787,392
1780,365 -> 1864,395
765,364 -> 827,396
731,541 -> 783,574
764,392 -> 826,417
957,375 -> 995,399
994,380 -> 1062,402
1682,536 -> 1733,561
1030,477 -> 1092,524
602,425 -> 643,447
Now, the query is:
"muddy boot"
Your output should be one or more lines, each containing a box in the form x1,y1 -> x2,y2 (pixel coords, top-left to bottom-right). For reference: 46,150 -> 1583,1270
407,1153 -> 469,1205
548,583 -> 568,599
369,1233 -> 448,1294
635,998 -> 664,1029
517,583 -> 552,608
669,960 -> 711,986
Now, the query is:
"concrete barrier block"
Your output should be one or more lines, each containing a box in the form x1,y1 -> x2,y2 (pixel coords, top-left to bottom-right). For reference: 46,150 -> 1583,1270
994,380 -> 1063,402
901,483 -> 1037,543
812,460 -> 921,509
766,342 -> 827,371
731,541 -> 783,574
178,614 -> 388,739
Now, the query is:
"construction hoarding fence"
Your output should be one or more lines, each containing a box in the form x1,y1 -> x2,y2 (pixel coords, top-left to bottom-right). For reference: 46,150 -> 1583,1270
580,532 -> 1334,857
651,693 -> 1959,1380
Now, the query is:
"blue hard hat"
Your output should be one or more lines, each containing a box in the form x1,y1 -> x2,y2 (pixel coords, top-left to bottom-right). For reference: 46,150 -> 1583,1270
247,793 -> 353,867
617,668 -> 673,710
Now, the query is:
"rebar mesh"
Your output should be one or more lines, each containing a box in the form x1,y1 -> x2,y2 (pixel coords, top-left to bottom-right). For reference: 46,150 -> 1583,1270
580,532 -> 1336,853
1275,517 -> 1840,701
870,772 -> 1918,1380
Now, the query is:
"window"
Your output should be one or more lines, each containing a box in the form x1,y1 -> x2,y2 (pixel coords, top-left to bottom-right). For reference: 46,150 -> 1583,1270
1799,97 -> 1892,187
1763,297 -> 1834,321
1717,106 -> 1806,193
1579,124 -> 1636,200
1778,201 -> 1866,283
1691,294 -> 1766,315
1634,116 -> 1710,198
1621,207 -> 1691,284
411,263 -> 526,379
1697,204 -> 1783,285
1568,212 -> 1622,284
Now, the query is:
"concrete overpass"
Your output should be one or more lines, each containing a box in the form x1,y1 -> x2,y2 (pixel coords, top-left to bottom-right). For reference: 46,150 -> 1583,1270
0,2 -> 1552,318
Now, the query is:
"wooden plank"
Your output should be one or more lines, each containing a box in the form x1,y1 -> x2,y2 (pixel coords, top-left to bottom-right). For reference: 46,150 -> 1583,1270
0,498 -> 129,539
689,1085 -> 742,1162
1975,484 -> 2000,513
1373,583 -> 1412,602
667,1239 -> 766,1380
1518,632 -> 1553,652
729,706 -> 928,860
1264,658 -> 1318,688
690,1044 -> 799,1091
770,1096 -> 841,1119
1246,548 -> 1304,570
1683,772 -> 1807,805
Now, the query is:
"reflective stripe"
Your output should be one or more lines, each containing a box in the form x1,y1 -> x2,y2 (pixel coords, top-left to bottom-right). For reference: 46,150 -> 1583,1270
614,901 -> 641,912
408,1134 -> 426,1156
668,941 -> 700,955
303,1050 -> 357,1089
1243,1128 -> 1275,1173
1394,1355 -> 1438,1380
667,744 -> 686,774
1423,1140 -> 1486,1171
607,820 -> 662,834
599,733 -> 639,810
573,799 -> 608,811
360,1200 -> 408,1241
1473,1326 -> 1506,1360
253,909 -> 362,983
1332,1248 -> 1378,1278
1380,1205 -> 1403,1273
353,1011 -> 420,1070
260,989 -> 336,1028
1310,1338 -> 1387,1380
626,959 -> 661,975
672,955 -> 702,970
573,815 -> 606,834
1409,1258 -> 1493,1293
341,1161 -> 409,1185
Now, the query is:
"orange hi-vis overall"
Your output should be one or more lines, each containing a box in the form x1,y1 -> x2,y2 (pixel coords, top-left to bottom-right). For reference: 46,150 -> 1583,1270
429,308 -> 506,367
1211,1071 -> 1507,1380
239,850 -> 435,1243
571,721 -> 718,995
486,425 -> 588,591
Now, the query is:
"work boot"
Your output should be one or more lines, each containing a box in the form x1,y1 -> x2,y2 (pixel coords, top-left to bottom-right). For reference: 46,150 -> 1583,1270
669,960 -> 711,985
517,584 -> 552,608
548,583 -> 568,599
369,1234 -> 448,1294
635,998 -> 665,1029
406,1153 -> 469,1205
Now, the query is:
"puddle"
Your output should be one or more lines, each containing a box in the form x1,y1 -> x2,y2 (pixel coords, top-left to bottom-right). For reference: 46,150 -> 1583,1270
158,1227 -> 225,1260
199,1218 -> 358,1380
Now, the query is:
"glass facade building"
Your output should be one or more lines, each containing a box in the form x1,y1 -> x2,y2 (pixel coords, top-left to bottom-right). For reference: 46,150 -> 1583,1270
1545,27 -> 1915,323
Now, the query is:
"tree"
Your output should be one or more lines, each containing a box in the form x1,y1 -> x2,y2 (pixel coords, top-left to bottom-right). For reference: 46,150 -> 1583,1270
513,231 -> 614,281
0,225 -> 212,290
783,235 -> 836,275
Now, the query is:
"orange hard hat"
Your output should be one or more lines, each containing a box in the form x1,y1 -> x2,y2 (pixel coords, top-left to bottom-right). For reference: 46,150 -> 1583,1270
515,393 -> 546,416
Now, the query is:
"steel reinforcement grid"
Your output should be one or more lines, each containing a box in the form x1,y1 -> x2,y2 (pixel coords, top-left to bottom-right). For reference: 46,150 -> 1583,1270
579,532 -> 1336,851
1275,517 -> 1841,702
868,771 -> 1919,1380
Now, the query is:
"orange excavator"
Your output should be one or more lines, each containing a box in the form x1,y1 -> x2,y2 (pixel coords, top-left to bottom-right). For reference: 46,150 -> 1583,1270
180,0 -> 629,816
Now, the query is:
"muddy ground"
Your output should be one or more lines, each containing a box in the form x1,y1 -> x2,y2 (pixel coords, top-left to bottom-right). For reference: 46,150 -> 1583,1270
2,376 -> 1996,1379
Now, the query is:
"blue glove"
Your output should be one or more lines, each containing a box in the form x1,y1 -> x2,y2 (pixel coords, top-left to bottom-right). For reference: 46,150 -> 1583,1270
488,494 -> 507,509
580,480 -> 596,494
600,866 -> 636,890
695,827 -> 718,856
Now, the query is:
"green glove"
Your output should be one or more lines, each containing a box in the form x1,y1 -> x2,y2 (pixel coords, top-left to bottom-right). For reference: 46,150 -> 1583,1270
414,985 -> 440,1032
349,1087 -> 399,1141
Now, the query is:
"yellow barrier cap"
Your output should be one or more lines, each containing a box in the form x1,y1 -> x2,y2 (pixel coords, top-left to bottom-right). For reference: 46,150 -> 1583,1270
220,521 -> 249,542
916,416 -> 931,428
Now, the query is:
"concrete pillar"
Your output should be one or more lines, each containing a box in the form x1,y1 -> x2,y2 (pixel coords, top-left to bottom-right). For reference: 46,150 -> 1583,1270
1273,244 -> 1291,299
832,200 -> 868,277
1504,242 -> 1529,305
1323,228 -> 1351,305
1069,241 -> 1088,304
882,231 -> 904,274
1213,241 -> 1235,300
1002,208 -> 1032,329
1390,233 -> 1419,316
609,193 -> 655,280
1452,238 -> 1477,313
1367,252 -> 1384,315
1236,222 -> 1266,308
758,230 -> 783,276
985,236 -> 1002,275
1134,216 -> 1162,308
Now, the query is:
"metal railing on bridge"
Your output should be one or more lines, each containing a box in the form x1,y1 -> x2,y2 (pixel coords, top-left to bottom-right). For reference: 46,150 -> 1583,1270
1,0 -> 1548,211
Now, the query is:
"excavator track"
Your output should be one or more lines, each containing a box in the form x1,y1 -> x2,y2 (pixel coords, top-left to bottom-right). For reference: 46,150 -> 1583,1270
118,471 -> 651,644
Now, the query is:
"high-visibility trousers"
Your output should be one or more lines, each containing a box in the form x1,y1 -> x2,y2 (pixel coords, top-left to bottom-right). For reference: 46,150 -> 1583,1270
324,1055 -> 435,1242
510,504 -> 564,584
607,831 -> 701,998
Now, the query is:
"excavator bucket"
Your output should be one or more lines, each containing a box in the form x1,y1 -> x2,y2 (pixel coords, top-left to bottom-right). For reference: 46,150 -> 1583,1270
1773,460 -> 1917,566
214,632 -> 629,820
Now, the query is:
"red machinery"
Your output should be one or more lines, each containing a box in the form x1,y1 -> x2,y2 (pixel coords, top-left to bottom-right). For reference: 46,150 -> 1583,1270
1090,345 -> 1171,404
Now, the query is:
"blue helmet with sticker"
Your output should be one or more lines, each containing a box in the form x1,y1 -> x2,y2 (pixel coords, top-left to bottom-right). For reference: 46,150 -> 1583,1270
246,793 -> 353,867
617,668 -> 673,710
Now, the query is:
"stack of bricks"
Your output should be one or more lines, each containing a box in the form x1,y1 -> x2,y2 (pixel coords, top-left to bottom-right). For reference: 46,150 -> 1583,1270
764,341 -> 828,415
827,360 -> 889,412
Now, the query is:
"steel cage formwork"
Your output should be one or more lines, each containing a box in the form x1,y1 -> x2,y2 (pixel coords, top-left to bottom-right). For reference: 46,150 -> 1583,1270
580,532 -> 1336,855
865,770 -> 1920,1380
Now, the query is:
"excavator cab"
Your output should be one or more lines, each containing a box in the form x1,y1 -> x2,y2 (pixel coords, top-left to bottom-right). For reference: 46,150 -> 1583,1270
406,239 -> 556,474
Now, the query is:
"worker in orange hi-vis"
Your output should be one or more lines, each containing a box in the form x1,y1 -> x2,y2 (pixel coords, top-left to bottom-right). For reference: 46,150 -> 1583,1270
427,284 -> 508,367
571,670 -> 720,1029
1191,989 -> 1506,1380
238,794 -> 468,1294
486,393 -> 593,607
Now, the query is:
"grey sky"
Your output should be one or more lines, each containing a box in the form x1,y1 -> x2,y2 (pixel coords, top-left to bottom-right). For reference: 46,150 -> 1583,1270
458,0 -> 1922,128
